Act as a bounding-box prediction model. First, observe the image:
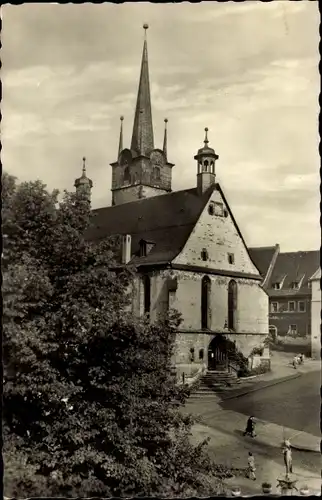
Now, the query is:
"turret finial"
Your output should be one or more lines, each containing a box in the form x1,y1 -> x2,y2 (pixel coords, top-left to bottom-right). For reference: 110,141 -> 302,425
204,127 -> 209,146
82,156 -> 86,176
143,23 -> 149,39
118,116 -> 124,156
163,118 -> 168,160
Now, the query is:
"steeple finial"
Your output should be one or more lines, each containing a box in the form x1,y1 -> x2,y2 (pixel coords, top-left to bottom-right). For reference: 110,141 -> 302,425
204,127 -> 209,146
82,156 -> 86,176
163,118 -> 168,160
130,24 -> 154,155
118,116 -> 124,156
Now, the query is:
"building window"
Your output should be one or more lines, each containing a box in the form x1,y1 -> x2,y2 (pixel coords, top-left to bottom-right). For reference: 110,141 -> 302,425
291,281 -> 299,290
142,275 -> 151,315
199,348 -> 204,360
201,248 -> 208,261
139,240 -> 147,257
201,276 -> 211,329
208,202 -> 215,215
153,166 -> 161,180
223,208 -> 228,217
190,347 -> 195,362
214,202 -> 224,216
228,279 -> 237,331
289,324 -> 297,335
271,302 -> 279,313
228,253 -> 235,265
272,282 -> 281,290
288,301 -> 296,312
298,301 -> 306,312
124,166 -> 130,183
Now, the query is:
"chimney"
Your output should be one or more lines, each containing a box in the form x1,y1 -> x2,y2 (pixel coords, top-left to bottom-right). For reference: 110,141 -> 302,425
121,234 -> 132,264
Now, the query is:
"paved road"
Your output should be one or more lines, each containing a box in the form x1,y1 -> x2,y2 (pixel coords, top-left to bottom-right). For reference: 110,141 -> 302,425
220,370 -> 320,437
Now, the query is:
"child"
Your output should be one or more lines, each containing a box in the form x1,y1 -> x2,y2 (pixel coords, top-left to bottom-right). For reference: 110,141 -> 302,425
247,452 -> 256,481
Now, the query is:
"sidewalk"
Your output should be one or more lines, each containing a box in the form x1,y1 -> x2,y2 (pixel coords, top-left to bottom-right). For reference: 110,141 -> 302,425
190,417 -> 321,496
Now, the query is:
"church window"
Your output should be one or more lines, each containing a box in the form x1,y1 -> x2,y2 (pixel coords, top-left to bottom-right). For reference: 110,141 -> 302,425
201,276 -> 211,330
199,348 -> 204,360
214,202 -> 224,216
228,279 -> 237,331
124,166 -> 130,183
153,166 -> 161,180
208,202 -> 215,215
228,253 -> 235,265
201,248 -> 208,261
142,275 -> 151,315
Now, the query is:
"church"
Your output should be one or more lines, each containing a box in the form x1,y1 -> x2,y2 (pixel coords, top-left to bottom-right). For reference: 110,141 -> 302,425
74,25 -> 269,380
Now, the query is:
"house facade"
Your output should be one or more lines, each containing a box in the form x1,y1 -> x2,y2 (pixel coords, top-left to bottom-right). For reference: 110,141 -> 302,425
249,246 -> 320,340
310,268 -> 321,359
76,25 -> 269,379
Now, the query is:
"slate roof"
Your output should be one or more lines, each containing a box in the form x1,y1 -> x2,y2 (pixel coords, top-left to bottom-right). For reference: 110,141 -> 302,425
266,250 -> 320,295
248,245 -> 278,279
86,186 -> 216,265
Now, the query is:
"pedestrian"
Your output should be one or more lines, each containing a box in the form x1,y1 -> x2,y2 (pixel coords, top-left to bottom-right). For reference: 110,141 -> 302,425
299,353 -> 304,365
243,416 -> 256,438
292,356 -> 298,369
282,440 -> 293,476
246,452 -> 256,481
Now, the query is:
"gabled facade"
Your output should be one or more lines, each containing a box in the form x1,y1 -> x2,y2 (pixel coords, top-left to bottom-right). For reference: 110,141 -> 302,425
250,247 -> 320,339
78,25 -> 270,379
309,268 -> 321,359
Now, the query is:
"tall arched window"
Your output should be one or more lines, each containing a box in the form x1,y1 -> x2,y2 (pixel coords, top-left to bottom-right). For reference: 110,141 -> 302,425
228,280 -> 237,331
142,275 -> 151,315
124,166 -> 130,183
201,276 -> 211,330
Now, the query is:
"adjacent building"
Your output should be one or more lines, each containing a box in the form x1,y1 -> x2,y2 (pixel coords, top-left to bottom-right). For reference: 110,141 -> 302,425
76,26 -> 270,378
310,268 -> 321,359
249,246 -> 320,340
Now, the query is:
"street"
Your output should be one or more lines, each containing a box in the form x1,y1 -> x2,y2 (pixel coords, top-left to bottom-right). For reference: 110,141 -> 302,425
220,370 -> 320,437
184,367 -> 321,494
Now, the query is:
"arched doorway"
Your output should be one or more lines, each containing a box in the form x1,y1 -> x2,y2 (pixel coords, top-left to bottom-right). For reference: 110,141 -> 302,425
208,335 -> 228,371
269,325 -> 278,342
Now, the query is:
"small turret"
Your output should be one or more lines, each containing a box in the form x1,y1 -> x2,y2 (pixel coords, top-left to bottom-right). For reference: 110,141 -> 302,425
194,128 -> 219,195
74,157 -> 93,202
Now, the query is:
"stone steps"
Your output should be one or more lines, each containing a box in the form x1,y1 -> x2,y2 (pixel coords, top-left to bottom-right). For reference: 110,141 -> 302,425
189,370 -> 241,399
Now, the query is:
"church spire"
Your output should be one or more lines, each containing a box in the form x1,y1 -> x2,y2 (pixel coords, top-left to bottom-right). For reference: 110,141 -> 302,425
163,118 -> 168,160
118,116 -> 124,156
130,24 -> 154,156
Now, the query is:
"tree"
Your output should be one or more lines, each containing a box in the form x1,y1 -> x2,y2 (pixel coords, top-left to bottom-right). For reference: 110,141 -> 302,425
3,173 -> 224,497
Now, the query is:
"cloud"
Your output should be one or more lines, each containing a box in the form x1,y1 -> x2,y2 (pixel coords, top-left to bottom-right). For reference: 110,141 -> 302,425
2,1 -> 319,251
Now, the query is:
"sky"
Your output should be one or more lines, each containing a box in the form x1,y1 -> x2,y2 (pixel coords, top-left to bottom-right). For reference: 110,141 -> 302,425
2,1 -> 320,251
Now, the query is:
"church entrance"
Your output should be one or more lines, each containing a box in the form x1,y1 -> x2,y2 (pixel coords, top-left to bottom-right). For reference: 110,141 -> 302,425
208,335 -> 228,371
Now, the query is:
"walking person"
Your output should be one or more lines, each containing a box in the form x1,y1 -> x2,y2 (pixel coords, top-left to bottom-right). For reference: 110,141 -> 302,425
292,356 -> 298,369
246,452 -> 256,481
243,416 -> 256,438
282,440 -> 293,476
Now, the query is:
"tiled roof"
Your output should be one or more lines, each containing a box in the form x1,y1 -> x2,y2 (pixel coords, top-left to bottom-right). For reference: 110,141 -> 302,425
267,251 -> 320,292
310,268 -> 321,281
248,245 -> 278,279
86,186 -> 216,265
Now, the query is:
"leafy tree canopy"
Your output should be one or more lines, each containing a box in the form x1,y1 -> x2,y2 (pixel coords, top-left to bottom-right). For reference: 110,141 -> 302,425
3,172 -> 224,497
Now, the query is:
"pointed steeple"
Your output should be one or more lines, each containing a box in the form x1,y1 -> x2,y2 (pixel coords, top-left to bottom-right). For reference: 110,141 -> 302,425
118,116 -> 124,156
130,24 -> 154,156
163,118 -> 168,160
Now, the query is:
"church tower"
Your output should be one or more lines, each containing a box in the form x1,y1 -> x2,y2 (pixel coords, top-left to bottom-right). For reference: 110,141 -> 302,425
194,128 -> 219,195
74,157 -> 93,202
110,25 -> 175,206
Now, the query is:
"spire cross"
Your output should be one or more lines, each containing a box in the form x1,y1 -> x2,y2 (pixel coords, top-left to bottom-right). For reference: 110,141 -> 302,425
204,127 -> 209,146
